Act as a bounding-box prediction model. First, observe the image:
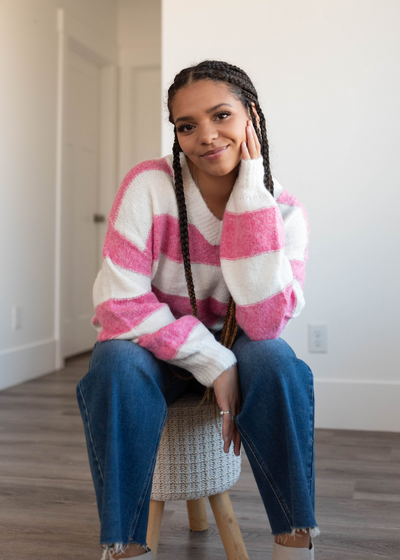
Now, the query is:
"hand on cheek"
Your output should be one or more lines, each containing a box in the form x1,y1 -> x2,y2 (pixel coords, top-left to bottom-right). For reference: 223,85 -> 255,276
241,120 -> 261,161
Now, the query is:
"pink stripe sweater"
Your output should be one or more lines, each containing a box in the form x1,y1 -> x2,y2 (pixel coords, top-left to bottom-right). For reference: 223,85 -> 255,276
92,153 -> 309,387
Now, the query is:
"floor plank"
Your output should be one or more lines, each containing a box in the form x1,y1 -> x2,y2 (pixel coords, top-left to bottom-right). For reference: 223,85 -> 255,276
0,352 -> 399,559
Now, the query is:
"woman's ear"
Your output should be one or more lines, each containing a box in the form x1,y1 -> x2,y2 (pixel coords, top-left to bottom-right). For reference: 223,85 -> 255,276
250,102 -> 260,128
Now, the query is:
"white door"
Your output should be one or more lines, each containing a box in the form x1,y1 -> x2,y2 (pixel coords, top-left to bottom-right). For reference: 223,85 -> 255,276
61,49 -> 101,357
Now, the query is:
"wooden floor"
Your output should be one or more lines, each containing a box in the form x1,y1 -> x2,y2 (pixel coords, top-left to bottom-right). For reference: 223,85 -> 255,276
0,353 -> 399,560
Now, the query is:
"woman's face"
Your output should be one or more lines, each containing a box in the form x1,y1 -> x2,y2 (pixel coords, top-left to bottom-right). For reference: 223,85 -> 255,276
170,80 -> 251,178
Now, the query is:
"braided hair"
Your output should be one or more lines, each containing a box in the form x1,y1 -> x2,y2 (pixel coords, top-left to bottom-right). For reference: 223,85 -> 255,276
167,60 -> 274,419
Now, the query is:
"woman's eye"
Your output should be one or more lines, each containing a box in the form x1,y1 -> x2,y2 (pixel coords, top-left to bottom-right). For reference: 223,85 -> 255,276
176,112 -> 230,133
177,124 -> 194,133
215,111 -> 231,121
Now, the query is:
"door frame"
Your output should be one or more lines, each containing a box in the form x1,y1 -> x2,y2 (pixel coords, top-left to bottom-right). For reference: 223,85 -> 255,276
55,9 -> 118,369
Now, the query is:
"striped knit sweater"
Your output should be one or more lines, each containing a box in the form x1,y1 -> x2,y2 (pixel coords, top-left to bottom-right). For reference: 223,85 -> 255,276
92,152 -> 309,387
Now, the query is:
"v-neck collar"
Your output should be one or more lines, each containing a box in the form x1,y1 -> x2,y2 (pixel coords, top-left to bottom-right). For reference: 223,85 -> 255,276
180,152 -> 224,246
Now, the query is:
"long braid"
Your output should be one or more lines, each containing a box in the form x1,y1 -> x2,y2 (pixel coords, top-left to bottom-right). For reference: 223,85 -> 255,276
172,132 -> 198,318
167,60 -> 273,419
249,102 -> 274,195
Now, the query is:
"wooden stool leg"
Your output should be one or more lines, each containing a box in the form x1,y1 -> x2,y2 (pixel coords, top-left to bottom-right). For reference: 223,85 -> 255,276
186,497 -> 208,531
146,499 -> 165,558
209,491 -> 249,560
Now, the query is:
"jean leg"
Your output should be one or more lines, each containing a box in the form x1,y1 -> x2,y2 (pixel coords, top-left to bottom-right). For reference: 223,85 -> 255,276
76,339 -> 193,549
232,332 -> 319,538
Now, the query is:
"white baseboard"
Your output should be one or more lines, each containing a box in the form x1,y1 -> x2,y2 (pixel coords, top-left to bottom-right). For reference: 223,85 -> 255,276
0,339 -> 56,392
315,378 -> 400,432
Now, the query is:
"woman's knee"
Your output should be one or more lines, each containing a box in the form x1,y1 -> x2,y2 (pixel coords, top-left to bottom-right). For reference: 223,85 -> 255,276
234,335 -> 311,394
78,339 -> 165,397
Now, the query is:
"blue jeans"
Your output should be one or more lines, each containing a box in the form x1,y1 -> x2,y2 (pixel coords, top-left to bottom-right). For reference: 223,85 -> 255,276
76,329 -> 319,549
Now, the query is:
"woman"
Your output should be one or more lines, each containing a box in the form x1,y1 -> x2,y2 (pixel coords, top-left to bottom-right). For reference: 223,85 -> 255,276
76,60 -> 320,560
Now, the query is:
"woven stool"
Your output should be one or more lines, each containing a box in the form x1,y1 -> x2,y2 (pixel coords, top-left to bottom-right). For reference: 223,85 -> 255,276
146,393 -> 249,559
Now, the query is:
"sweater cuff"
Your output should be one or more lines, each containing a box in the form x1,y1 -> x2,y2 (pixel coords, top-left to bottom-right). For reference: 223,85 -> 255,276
184,342 -> 238,388
236,156 -> 265,194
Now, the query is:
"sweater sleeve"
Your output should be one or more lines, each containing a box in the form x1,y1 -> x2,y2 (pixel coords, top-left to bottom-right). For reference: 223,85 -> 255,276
220,157 -> 309,340
91,159 -> 237,387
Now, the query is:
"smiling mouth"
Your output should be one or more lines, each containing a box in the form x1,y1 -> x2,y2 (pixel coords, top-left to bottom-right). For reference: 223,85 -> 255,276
200,145 -> 228,158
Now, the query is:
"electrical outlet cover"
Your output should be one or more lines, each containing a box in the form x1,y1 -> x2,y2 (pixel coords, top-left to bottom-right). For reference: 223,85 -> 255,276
309,324 -> 328,353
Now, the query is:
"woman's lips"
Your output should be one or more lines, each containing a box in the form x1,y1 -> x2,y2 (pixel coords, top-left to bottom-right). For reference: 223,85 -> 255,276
201,145 -> 228,160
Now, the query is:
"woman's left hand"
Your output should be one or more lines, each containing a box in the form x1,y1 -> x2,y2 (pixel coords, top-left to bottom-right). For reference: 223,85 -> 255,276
213,364 -> 242,456
241,120 -> 261,160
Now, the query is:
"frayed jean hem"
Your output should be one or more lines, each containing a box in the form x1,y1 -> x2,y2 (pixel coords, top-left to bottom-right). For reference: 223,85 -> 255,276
273,525 -> 321,542
100,542 -> 150,560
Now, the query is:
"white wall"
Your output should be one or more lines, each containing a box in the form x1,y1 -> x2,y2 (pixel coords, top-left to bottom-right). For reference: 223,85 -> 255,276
118,0 -> 160,67
0,0 -> 118,390
117,0 -> 161,179
162,0 -> 400,431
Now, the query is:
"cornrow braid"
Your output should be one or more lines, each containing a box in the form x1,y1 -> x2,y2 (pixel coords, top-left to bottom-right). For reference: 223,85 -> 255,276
167,60 -> 273,420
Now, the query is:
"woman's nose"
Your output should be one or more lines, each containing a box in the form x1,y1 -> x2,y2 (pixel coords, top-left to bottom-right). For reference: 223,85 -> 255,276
198,123 -> 218,144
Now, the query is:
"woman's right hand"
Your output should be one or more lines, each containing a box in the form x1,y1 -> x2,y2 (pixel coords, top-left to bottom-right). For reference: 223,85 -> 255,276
212,364 -> 241,456
241,119 -> 261,161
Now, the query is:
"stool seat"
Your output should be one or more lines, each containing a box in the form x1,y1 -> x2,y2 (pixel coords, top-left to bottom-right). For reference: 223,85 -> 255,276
151,392 -> 241,501
147,392 -> 249,559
